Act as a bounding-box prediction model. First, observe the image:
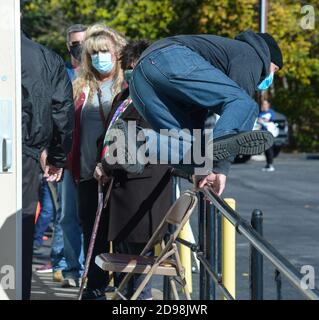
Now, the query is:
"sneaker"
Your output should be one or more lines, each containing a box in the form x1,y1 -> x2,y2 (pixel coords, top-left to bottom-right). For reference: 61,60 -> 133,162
81,287 -> 107,300
262,164 -> 275,172
53,270 -> 64,283
36,263 -> 53,274
61,278 -> 80,288
207,131 -> 274,161
103,119 -> 145,175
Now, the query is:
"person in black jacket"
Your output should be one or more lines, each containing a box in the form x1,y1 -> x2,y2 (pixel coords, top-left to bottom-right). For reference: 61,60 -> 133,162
125,30 -> 283,195
21,33 -> 74,300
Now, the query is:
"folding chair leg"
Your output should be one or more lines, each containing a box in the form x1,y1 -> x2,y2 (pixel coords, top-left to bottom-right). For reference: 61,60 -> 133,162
170,277 -> 180,300
173,244 -> 192,300
112,272 -> 134,300
130,263 -> 160,300
183,279 -> 192,300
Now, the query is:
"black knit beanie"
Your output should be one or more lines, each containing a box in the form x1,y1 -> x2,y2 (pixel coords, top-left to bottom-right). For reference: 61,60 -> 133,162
257,32 -> 283,69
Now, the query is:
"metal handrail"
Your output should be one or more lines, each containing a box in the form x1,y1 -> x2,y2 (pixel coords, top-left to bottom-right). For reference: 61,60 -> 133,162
202,186 -> 319,300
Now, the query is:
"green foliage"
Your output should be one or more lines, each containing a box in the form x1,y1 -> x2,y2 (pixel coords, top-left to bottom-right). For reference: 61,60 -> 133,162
106,0 -> 176,40
268,1 -> 319,151
198,0 -> 259,36
272,78 -> 319,151
21,0 -> 319,152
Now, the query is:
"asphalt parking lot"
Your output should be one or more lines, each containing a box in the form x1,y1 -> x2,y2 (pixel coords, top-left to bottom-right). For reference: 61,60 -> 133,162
32,153 -> 319,300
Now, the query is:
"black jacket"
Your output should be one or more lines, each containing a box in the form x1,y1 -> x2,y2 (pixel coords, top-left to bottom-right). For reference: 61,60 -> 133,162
21,34 -> 74,167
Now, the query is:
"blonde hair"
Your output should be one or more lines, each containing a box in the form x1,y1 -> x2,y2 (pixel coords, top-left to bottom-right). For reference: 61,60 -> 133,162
73,24 -> 127,102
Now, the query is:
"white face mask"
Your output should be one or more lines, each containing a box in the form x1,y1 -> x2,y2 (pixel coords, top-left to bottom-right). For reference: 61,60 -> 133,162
91,52 -> 113,74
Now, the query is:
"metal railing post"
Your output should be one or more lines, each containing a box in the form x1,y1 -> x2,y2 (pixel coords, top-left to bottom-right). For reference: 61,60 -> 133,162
198,192 -> 207,299
275,269 -> 282,300
205,201 -> 216,299
216,209 -> 222,286
250,209 -> 264,300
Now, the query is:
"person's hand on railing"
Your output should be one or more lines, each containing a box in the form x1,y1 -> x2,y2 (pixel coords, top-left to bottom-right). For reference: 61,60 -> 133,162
170,167 -> 226,196
197,172 -> 227,196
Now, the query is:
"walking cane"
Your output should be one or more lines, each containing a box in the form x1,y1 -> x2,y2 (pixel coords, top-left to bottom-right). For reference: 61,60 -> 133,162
78,177 -> 114,300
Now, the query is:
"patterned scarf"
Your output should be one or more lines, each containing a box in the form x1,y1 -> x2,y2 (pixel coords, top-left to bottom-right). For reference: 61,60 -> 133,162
101,97 -> 132,160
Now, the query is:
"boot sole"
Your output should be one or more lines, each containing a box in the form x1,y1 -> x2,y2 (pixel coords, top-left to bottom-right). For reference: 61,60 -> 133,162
208,131 -> 274,161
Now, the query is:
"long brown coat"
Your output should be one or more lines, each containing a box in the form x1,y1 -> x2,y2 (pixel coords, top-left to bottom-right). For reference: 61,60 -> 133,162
104,89 -> 172,243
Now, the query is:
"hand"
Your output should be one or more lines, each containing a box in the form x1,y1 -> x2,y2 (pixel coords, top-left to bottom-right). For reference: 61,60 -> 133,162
40,149 -> 48,172
44,165 -> 64,182
197,172 -> 227,196
93,163 -> 109,185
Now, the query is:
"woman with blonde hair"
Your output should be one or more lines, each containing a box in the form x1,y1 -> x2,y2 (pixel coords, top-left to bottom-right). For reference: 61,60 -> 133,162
68,23 -> 126,300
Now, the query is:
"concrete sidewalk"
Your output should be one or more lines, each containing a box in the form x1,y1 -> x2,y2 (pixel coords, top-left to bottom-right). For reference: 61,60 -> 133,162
31,241 -> 78,300
31,242 -> 164,300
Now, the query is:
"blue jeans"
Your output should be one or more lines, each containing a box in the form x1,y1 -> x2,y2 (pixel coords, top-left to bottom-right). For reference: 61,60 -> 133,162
59,169 -> 84,279
33,179 -> 54,247
50,182 -> 67,272
130,45 -> 258,170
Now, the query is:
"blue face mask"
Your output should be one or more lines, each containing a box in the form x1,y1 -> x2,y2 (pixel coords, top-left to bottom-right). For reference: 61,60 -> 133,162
257,72 -> 274,91
91,52 -> 113,74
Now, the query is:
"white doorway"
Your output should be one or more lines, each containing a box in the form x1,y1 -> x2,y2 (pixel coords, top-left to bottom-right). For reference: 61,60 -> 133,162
0,0 -> 22,300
